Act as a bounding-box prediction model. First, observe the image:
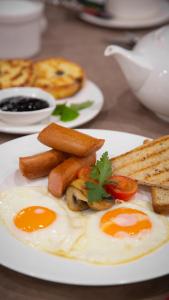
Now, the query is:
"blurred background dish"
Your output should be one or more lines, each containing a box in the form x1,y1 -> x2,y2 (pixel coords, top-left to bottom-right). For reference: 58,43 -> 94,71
0,60 -> 34,89
0,87 -> 56,125
80,0 -> 169,29
0,0 -> 47,58
106,0 -> 168,21
0,58 -> 85,100
0,80 -> 104,134
32,58 -> 85,99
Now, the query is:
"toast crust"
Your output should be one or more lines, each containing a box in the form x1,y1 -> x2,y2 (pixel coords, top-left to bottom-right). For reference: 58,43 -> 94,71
151,187 -> 169,214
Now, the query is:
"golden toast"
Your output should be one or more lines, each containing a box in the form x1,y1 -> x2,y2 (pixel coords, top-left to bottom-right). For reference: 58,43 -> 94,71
32,58 -> 85,99
111,135 -> 169,189
111,135 -> 169,215
0,60 -> 33,89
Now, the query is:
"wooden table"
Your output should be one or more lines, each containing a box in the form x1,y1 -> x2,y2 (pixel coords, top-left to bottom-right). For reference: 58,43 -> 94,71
0,5 -> 169,300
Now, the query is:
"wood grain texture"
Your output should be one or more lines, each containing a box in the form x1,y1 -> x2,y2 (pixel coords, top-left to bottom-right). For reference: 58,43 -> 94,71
0,4 -> 169,300
0,265 -> 169,300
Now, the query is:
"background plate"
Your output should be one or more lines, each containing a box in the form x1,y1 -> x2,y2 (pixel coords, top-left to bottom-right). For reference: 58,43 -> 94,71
0,130 -> 169,285
80,1 -> 169,29
0,80 -> 103,135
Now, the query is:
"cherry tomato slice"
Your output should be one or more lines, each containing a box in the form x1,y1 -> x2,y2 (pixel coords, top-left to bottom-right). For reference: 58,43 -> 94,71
77,166 -> 92,180
105,175 -> 138,201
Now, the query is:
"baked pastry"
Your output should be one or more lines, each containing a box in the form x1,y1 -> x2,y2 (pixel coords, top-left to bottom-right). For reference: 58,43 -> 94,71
0,58 -> 85,99
0,60 -> 33,89
32,58 -> 85,99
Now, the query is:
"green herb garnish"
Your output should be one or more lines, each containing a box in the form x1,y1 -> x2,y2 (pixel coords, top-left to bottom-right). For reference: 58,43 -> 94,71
86,181 -> 109,203
52,100 -> 94,122
69,100 -> 93,111
60,106 -> 79,122
52,104 -> 66,116
86,152 -> 112,203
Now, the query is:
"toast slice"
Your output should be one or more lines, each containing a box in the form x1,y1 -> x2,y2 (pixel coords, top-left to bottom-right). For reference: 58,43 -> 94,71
151,186 -> 169,214
111,135 -> 169,189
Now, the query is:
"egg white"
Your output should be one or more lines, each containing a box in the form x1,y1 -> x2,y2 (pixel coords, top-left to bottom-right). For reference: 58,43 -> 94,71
0,186 -> 85,255
1,187 -> 169,265
68,198 -> 169,265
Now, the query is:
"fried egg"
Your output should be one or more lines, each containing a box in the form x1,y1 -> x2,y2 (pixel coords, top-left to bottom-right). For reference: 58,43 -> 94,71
0,187 -> 84,255
69,200 -> 169,265
0,187 -> 169,265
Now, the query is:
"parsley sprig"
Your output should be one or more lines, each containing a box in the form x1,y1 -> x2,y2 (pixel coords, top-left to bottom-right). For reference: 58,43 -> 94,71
86,152 -> 112,203
52,100 -> 93,122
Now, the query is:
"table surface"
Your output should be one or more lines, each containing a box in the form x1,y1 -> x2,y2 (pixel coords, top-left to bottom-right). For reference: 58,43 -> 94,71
0,4 -> 169,300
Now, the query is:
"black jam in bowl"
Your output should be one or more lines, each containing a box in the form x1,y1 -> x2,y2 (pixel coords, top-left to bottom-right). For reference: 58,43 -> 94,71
0,96 -> 49,112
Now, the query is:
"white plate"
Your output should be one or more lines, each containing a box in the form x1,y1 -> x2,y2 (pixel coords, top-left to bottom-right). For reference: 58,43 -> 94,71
0,80 -> 103,135
80,0 -> 169,29
0,129 -> 169,285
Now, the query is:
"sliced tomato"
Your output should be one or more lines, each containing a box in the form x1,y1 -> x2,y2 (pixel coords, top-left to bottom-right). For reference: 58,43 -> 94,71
77,166 -> 92,180
105,175 -> 138,201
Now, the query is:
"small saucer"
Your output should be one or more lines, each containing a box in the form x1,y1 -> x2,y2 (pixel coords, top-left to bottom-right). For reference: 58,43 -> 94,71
0,80 -> 104,134
80,1 -> 169,29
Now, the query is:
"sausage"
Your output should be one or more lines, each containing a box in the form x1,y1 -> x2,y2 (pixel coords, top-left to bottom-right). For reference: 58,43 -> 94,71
19,150 -> 67,179
38,123 -> 104,157
48,152 -> 96,197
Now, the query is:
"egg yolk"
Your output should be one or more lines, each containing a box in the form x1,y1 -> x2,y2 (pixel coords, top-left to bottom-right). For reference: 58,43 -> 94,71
14,206 -> 56,232
100,207 -> 152,237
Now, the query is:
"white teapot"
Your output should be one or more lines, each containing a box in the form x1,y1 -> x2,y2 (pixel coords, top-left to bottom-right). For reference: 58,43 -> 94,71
105,26 -> 169,122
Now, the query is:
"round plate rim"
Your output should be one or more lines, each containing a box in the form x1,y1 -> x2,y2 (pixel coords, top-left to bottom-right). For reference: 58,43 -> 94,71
0,129 -> 169,286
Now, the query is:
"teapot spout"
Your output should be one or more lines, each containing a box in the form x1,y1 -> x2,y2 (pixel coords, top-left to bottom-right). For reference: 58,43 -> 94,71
105,45 -> 152,91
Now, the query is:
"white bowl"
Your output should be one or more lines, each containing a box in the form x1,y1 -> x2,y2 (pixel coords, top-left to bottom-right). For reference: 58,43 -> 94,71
0,87 -> 56,125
